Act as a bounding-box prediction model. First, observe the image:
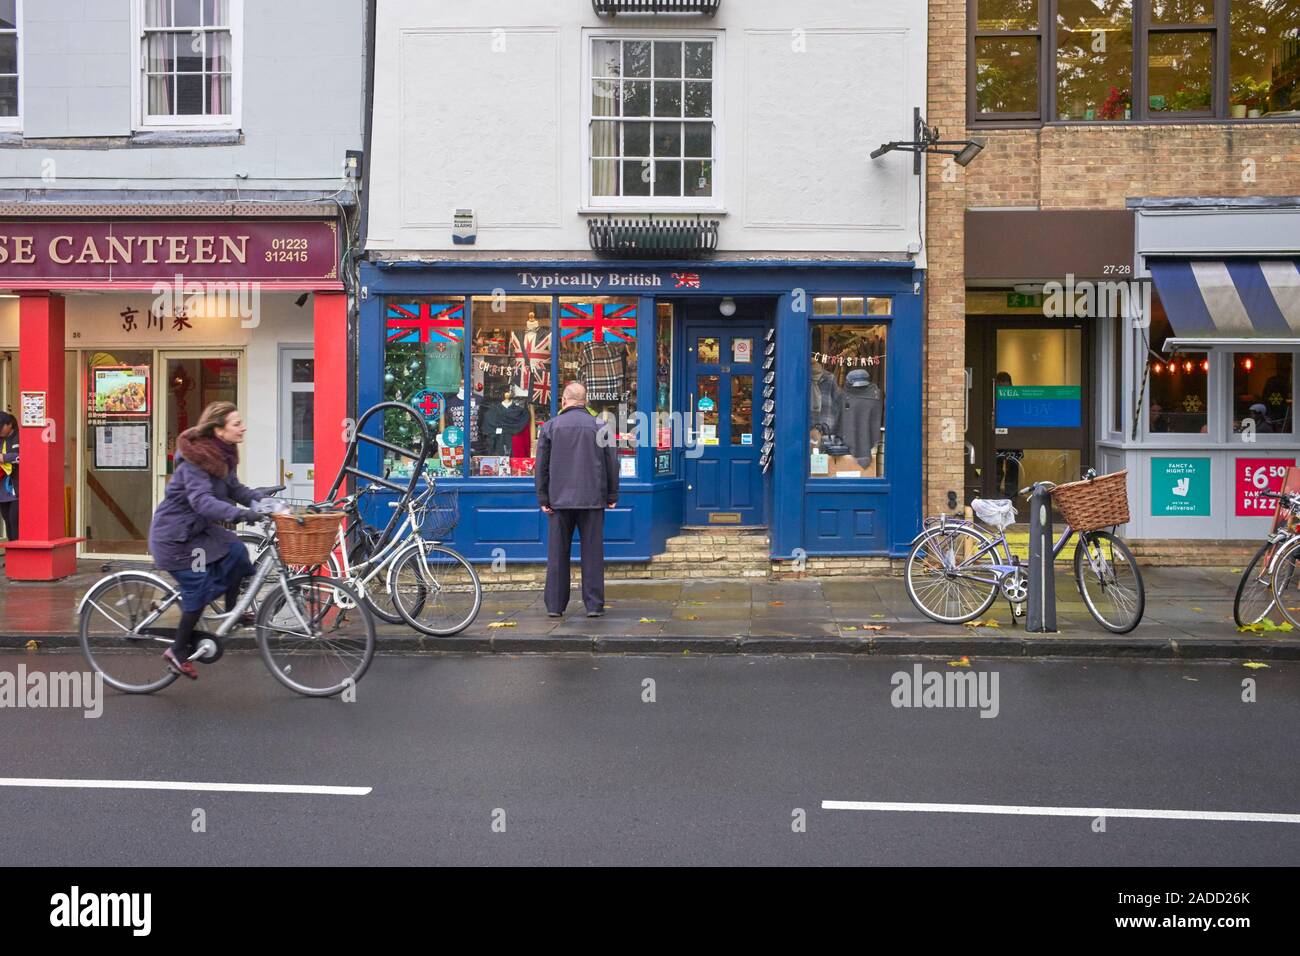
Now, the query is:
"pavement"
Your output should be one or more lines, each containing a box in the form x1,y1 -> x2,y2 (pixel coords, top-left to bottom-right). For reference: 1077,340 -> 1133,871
1,559 -> 1298,660
0,652 -> 1296,865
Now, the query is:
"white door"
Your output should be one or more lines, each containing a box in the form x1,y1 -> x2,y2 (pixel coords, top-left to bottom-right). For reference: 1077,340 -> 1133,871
279,348 -> 316,502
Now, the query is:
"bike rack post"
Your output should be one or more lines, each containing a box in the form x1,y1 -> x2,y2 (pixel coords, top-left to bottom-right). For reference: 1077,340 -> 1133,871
1026,484 -> 1058,633
325,401 -> 432,543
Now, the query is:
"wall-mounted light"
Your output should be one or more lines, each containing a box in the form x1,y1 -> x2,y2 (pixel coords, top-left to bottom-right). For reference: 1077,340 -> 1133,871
870,108 -> 986,175
719,297 -> 737,317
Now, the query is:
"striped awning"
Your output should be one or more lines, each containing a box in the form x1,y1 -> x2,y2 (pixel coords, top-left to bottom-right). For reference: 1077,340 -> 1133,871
1150,258 -> 1300,349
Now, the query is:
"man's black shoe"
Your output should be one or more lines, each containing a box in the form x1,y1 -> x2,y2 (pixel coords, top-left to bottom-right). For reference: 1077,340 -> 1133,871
586,609 -> 604,618
547,612 -> 562,618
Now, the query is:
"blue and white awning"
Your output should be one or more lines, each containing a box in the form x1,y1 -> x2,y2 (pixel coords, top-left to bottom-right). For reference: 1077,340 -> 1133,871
1149,258 -> 1300,349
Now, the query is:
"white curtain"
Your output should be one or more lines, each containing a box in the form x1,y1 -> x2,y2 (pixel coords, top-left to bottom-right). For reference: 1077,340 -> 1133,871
145,0 -> 173,115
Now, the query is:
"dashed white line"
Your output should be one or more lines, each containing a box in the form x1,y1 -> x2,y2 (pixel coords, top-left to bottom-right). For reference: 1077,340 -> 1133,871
0,777 -> 371,796
821,800 -> 1300,824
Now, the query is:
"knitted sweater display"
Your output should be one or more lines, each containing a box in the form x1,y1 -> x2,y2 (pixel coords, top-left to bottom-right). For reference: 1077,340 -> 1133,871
480,401 -> 531,455
839,381 -> 883,466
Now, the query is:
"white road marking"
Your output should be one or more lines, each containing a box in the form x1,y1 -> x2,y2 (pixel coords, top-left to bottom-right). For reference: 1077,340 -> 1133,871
0,777 -> 370,796
821,800 -> 1300,824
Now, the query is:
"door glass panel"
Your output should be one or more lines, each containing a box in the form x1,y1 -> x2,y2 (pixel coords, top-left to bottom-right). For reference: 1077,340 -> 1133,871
697,374 -> 719,445
994,328 -> 1083,429
731,337 -> 753,364
999,449 -> 1081,501
731,375 -> 753,446
82,349 -> 154,555
291,391 -> 314,461
291,358 -> 314,383
163,357 -> 238,479
696,336 -> 720,364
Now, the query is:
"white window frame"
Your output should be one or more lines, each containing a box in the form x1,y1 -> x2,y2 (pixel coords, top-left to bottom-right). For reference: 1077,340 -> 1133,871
581,27 -> 724,214
131,0 -> 243,131
0,0 -> 22,133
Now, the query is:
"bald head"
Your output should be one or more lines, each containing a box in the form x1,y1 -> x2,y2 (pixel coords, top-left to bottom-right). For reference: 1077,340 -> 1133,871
562,381 -> 587,408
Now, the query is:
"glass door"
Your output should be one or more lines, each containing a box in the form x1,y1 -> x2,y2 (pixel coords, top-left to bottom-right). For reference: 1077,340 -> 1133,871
156,352 -> 241,506
81,349 -> 155,556
279,348 -> 315,502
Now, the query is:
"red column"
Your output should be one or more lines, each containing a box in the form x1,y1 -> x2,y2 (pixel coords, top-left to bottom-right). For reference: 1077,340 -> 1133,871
313,292 -> 349,502
7,292 -> 81,580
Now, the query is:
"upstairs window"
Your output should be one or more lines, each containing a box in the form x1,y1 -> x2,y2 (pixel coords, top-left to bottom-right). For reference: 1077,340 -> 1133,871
585,33 -> 720,209
0,1 -> 19,129
138,0 -> 240,128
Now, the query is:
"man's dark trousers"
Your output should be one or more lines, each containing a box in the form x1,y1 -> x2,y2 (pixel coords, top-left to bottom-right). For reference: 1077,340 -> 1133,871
545,508 -> 606,614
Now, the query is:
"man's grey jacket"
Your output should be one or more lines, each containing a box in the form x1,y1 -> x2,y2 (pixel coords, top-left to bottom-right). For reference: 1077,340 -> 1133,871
535,406 -> 620,510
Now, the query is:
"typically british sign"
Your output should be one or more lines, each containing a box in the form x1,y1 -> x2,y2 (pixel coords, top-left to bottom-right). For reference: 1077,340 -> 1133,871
0,220 -> 339,284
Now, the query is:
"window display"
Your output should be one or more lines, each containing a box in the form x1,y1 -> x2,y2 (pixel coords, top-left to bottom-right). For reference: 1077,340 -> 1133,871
809,322 -> 887,478
1146,294 -> 1207,435
655,303 -> 673,473
469,297 -> 552,477
383,296 -> 467,477
560,297 -> 638,467
1233,352 -> 1293,434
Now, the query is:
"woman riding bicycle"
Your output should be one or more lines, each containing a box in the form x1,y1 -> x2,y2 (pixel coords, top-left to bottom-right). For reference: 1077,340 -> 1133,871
148,401 -> 265,679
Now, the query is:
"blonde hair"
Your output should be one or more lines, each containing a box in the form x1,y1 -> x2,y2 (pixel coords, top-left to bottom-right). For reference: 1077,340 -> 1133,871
194,401 -> 238,438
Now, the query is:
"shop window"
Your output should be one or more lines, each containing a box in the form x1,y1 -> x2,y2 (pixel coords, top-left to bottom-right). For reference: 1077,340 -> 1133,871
655,302 -> 674,473
1148,30 -> 1215,114
588,35 -> 718,206
1233,352 -> 1294,434
382,296 -> 467,478
559,297 -> 638,475
1231,1 -> 1300,115
1145,296 -> 1209,434
1056,0 -> 1133,121
469,297 -> 552,478
0,0 -> 19,128
973,0 -> 1043,120
809,321 -> 887,479
138,0 -> 239,128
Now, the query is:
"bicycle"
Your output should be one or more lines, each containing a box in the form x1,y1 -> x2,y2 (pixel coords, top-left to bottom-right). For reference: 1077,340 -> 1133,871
1237,488 -> 1300,629
77,508 -> 376,697
905,469 -> 1145,633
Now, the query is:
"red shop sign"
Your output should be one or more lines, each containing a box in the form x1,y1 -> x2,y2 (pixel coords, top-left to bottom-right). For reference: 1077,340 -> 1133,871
0,219 -> 340,288
1236,457 -> 1297,517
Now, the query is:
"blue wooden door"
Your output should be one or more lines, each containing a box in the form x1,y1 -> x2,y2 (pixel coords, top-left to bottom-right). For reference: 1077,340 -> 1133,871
683,318 -> 768,526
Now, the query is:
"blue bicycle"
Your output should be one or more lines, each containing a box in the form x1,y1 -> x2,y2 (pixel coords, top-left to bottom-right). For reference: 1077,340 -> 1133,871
905,472 -> 1145,633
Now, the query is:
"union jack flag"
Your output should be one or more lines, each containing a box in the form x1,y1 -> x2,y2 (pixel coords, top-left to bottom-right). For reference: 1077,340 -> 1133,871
510,330 -> 551,392
559,302 -> 637,344
386,302 -> 465,344
530,368 -> 551,406
672,272 -> 701,289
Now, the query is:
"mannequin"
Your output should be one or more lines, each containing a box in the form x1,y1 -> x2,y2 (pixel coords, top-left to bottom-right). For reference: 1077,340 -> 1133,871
480,386 -> 530,456
810,360 -> 840,434
839,367 -> 883,467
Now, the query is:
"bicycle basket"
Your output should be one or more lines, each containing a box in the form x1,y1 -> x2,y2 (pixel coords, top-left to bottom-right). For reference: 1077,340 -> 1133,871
1050,470 -> 1130,532
272,510 -> 345,566
418,487 -> 460,539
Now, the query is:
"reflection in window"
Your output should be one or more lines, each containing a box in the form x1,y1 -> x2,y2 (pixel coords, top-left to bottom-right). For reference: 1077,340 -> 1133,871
1231,0 -> 1300,116
731,375 -> 754,446
1056,0 -> 1133,121
809,324 -> 887,478
1146,295 -> 1208,434
976,35 -> 1041,114
977,0 -> 1040,31
1148,30 -> 1215,113
469,297 -> 552,477
1234,352 -> 1293,434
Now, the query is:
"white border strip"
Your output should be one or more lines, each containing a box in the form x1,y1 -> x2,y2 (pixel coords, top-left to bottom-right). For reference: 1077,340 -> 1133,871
821,800 -> 1300,824
0,777 -> 370,796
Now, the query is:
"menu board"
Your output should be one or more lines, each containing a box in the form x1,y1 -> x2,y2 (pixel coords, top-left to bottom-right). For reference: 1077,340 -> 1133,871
93,366 -> 150,415
94,423 -> 150,470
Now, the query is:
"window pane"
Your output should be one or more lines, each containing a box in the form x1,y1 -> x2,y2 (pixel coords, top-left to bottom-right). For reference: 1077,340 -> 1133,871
593,79 -> 620,117
560,298 -> 638,457
0,35 -> 14,75
684,41 -> 712,78
841,297 -> 865,316
0,0 -> 16,30
624,40 -> 651,78
697,337 -> 720,363
176,73 -> 204,114
146,32 -> 175,73
205,0 -> 231,27
1056,0 -> 1133,121
976,36 -> 1040,113
867,297 -> 892,316
0,76 -> 16,117
810,325 -> 887,478
1234,352 -> 1293,434
469,297 -> 553,478
144,0 -> 173,27
591,120 -> 618,157
655,304 -> 674,469
1231,0 -> 1300,115
697,374 -> 720,445
592,159 -> 618,196
977,0 -> 1039,30
624,120 -> 650,156
147,76 -> 174,115
731,375 -> 754,445
383,297 -> 466,478
1148,31 -> 1214,112
652,122 -> 681,157
684,123 -> 711,157
206,30 -> 231,72
653,80 -> 682,117
1150,0 -> 1214,24
684,159 -> 713,197
812,297 -> 839,316
291,392 -> 314,462
1112,313 -> 1123,432
177,32 -> 203,73
622,159 -> 651,195
291,358 -> 314,383
653,160 -> 682,196
211,74 -> 231,115
1146,294 -> 1207,434
654,41 -> 682,78
684,80 -> 712,118
175,0 -> 203,27
594,38 -> 621,77
622,79 -> 650,116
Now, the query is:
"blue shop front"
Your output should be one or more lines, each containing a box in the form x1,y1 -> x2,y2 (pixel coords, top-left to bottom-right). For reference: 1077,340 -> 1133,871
357,259 -> 923,563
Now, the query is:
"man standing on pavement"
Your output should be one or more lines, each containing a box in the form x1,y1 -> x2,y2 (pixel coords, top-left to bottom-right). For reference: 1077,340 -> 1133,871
535,381 -> 619,617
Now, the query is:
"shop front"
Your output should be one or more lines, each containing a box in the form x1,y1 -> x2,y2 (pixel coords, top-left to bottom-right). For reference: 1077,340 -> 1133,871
357,260 -> 923,563
0,217 -> 348,579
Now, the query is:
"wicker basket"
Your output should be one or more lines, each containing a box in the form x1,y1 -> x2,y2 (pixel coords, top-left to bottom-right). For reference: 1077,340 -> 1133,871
1050,470 -> 1130,532
272,511 -> 344,566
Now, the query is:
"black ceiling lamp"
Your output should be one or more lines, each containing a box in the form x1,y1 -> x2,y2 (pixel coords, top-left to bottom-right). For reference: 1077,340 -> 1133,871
870,108 -> 986,175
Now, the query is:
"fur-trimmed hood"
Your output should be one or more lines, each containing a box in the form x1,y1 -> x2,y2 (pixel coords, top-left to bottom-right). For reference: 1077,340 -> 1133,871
177,427 -> 239,478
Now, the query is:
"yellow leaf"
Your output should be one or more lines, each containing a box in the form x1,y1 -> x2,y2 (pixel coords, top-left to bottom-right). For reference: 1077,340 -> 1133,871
680,614 -> 700,621
1238,620 -> 1293,633
962,619 -> 1001,628
487,621 -> 517,629
1243,661 -> 1270,669
841,625 -> 858,631
861,624 -> 888,631
638,617 -> 660,624
871,613 -> 886,619
948,656 -> 971,667
24,639 -> 39,652
1182,676 -> 1199,682
1191,607 -> 1204,612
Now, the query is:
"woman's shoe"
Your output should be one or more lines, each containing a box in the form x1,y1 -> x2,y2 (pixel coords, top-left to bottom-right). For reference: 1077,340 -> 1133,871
163,649 -> 199,680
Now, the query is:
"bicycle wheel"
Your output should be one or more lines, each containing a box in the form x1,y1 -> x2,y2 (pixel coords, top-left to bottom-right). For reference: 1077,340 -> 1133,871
1268,537 -> 1300,629
389,542 -> 483,636
255,576 -> 376,697
1074,531 -> 1145,633
328,543 -> 404,626
1234,540 -> 1282,628
904,525 -> 1001,624
79,571 -> 183,694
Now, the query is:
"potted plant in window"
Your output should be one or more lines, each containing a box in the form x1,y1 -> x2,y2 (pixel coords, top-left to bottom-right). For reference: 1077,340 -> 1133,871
1230,76 -> 1270,118
1099,86 -> 1129,121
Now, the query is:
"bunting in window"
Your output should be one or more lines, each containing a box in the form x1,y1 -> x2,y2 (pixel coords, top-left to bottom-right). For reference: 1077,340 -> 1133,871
559,302 -> 637,343
386,302 -> 466,344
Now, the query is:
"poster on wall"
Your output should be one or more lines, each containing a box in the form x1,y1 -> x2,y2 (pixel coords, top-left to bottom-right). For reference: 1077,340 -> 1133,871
20,391 -> 45,427
94,423 -> 150,470
1151,457 -> 1211,516
93,366 -> 150,415
1235,457 -> 1297,517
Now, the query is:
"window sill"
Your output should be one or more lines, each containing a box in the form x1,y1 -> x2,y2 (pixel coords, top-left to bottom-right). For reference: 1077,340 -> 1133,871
0,130 -> 244,149
971,115 -> 1300,131
581,206 -> 727,216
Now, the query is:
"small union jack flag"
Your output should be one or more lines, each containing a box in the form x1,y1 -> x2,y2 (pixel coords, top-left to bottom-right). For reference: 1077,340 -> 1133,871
510,330 -> 551,392
530,367 -> 551,406
672,272 -> 701,289
386,303 -> 465,344
559,302 -> 637,344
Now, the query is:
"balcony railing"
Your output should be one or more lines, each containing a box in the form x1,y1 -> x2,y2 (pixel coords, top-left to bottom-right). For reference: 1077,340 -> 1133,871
587,216 -> 720,258
592,0 -> 721,17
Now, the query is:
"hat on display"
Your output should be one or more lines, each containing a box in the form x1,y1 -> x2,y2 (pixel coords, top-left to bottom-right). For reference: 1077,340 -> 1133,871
845,369 -> 872,388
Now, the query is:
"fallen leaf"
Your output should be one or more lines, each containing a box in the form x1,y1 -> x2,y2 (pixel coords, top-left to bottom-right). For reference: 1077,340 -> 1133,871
1243,661 -> 1270,669
680,614 -> 700,621
638,617 -> 661,624
948,656 -> 971,667
861,624 -> 888,632
962,619 -> 1001,628
871,613 -> 886,619
1237,620 -> 1293,633
1191,607 -> 1204,612
1182,676 -> 1199,682
841,625 -> 858,631
769,600 -> 785,607
487,621 -> 517,629
24,639 -> 39,652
